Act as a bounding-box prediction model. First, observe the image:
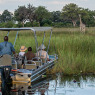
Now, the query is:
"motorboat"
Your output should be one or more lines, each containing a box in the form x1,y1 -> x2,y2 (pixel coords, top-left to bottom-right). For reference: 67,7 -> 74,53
0,27 -> 58,83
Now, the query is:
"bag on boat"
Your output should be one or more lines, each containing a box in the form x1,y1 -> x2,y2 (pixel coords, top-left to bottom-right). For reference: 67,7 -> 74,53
0,54 -> 12,66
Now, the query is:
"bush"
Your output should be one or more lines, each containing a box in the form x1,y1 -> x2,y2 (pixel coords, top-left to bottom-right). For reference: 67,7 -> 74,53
24,21 -> 40,27
24,22 -> 33,27
41,19 -> 52,26
4,21 -> 14,28
52,22 -> 73,27
16,22 -> 23,27
0,21 -> 14,28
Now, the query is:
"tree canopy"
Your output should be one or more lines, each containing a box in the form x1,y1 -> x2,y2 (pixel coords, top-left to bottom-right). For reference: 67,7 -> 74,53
0,3 -> 95,27
0,10 -> 13,22
14,6 -> 28,27
35,6 -> 50,26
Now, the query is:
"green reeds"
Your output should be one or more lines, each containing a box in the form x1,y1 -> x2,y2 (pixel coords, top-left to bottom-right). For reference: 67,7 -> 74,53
1,27 -> 95,75
52,30 -> 95,75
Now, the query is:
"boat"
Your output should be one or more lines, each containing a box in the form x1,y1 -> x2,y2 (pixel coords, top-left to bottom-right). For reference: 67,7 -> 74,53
0,77 -> 51,95
0,27 -> 58,83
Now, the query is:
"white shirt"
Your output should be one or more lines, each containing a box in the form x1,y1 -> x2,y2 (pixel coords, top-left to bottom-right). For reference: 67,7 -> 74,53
19,52 -> 25,57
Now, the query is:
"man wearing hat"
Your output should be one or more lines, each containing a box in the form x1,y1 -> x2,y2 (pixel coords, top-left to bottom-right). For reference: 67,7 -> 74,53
36,44 -> 49,61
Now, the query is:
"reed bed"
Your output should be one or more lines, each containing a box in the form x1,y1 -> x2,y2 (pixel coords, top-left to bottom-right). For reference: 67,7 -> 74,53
0,27 -> 95,75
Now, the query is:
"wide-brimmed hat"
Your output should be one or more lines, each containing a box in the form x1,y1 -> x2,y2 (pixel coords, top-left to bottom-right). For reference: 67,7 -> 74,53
20,46 -> 27,52
38,44 -> 46,50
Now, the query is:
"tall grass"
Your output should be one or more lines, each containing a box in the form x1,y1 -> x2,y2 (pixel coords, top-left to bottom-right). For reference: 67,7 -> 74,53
52,28 -> 95,75
1,27 -> 95,75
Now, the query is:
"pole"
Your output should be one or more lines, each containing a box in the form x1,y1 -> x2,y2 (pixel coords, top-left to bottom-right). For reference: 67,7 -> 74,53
47,29 -> 52,53
7,31 -> 10,36
45,29 -> 52,63
13,31 -> 19,47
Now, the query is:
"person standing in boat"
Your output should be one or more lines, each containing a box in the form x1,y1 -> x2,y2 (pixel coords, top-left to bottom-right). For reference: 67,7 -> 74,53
0,36 -> 15,56
0,36 -> 16,65
0,36 -> 16,83
25,47 -> 36,63
36,44 -> 49,62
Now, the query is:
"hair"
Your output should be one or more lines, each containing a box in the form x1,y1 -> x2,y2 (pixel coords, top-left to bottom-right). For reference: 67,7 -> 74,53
28,47 -> 32,51
4,36 -> 8,41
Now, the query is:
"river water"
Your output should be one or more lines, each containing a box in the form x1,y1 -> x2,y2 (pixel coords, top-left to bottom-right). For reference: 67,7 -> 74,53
1,74 -> 95,95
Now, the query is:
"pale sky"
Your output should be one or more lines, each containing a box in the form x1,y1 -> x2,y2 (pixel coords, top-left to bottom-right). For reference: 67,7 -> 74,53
0,0 -> 94,14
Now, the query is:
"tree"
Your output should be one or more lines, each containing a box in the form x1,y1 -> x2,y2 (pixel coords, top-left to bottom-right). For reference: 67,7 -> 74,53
78,8 -> 90,27
90,10 -> 95,26
35,6 -> 50,26
50,11 -> 62,22
27,4 -> 36,26
14,6 -> 28,27
0,14 -> 2,23
1,10 -> 13,22
61,3 -> 80,27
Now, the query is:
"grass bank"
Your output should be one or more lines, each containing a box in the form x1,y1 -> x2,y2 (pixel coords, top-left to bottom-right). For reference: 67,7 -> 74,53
0,27 -> 95,75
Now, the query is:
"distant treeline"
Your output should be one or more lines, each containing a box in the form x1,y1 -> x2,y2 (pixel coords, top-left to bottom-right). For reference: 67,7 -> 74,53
0,3 -> 95,28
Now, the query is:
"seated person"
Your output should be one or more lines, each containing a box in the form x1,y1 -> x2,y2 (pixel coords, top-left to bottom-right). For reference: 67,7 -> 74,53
19,46 -> 27,57
25,47 -> 36,64
36,44 -> 49,62
17,46 -> 27,68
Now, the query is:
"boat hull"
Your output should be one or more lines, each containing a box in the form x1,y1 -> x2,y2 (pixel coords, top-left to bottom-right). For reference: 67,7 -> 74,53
0,60 -> 55,83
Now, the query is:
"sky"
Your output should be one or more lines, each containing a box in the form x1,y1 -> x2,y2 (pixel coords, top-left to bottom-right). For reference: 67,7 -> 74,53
0,0 -> 95,14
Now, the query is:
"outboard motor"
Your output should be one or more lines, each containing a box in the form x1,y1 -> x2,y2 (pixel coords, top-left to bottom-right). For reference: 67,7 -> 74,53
1,73 -> 12,95
0,54 -> 12,84
0,66 -> 12,84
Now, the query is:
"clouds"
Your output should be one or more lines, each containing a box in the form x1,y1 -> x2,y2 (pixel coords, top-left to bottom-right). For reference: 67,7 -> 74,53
47,1 -> 70,5
74,0 -> 88,1
44,0 -> 71,11
0,0 -> 94,13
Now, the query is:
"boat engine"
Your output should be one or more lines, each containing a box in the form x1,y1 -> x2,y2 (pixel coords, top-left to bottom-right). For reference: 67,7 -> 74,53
0,66 -> 12,84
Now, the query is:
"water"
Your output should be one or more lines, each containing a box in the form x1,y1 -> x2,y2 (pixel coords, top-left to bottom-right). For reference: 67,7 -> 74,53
1,74 -> 95,95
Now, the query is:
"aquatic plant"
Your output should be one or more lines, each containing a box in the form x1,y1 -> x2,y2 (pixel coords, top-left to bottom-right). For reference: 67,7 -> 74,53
1,27 -> 95,75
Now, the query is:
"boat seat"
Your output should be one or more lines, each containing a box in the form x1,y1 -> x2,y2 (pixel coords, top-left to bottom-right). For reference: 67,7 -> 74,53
35,61 -> 41,66
25,64 -> 37,69
0,54 -> 12,66
25,60 -> 37,69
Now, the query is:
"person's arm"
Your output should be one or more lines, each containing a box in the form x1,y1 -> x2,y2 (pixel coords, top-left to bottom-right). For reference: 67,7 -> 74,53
33,53 -> 35,58
0,43 -> 2,51
46,52 -> 49,61
24,53 -> 27,60
10,43 -> 16,56
13,51 -> 15,54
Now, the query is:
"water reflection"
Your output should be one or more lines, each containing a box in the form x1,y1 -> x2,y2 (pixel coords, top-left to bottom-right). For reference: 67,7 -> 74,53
0,78 -> 50,95
1,82 -> 12,95
1,74 -> 95,95
51,74 -> 95,95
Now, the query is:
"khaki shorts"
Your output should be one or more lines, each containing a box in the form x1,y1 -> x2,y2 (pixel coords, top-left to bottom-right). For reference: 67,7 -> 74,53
0,54 -> 12,66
